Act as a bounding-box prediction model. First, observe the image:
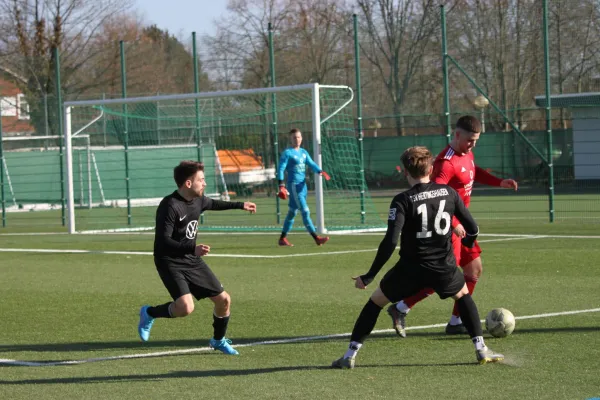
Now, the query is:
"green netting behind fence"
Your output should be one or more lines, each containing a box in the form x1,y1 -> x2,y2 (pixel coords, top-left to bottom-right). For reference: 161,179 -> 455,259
55,86 -> 384,232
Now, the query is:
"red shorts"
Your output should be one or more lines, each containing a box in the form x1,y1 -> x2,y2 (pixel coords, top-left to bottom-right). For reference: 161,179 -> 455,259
452,233 -> 482,267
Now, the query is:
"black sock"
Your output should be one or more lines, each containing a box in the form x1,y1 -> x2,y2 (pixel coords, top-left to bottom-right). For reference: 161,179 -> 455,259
147,302 -> 174,319
456,294 -> 483,338
310,232 -> 318,239
213,314 -> 230,340
280,233 -> 286,240
350,299 -> 383,343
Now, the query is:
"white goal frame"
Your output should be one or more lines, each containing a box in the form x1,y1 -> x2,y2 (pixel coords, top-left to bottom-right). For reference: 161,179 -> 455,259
64,83 -> 351,234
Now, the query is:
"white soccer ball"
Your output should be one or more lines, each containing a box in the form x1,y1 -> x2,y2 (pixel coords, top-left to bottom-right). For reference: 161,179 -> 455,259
485,308 -> 516,338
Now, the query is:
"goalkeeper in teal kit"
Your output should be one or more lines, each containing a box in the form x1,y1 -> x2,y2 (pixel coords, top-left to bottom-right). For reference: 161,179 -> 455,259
277,128 -> 331,247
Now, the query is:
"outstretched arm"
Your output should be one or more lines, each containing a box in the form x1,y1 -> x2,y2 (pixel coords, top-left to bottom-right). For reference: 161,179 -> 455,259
303,150 -> 322,174
304,150 -> 331,180
354,199 -> 405,289
202,197 -> 246,211
475,165 -> 517,190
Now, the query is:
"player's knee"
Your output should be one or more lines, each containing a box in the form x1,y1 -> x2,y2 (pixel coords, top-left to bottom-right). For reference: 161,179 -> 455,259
463,259 -> 482,278
212,291 -> 231,315
286,209 -> 297,220
175,300 -> 195,317
300,208 -> 310,221
452,284 -> 469,300
213,291 -> 230,306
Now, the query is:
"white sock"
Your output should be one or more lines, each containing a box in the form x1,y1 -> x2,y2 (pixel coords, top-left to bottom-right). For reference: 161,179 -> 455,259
449,315 -> 462,325
472,336 -> 486,351
395,301 -> 411,314
343,341 -> 362,359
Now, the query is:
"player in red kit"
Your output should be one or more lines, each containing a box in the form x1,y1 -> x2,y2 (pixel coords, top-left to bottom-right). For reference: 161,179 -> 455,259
387,115 -> 518,336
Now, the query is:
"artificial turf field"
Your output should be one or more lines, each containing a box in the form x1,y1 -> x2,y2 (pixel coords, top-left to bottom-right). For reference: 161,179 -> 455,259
0,219 -> 599,399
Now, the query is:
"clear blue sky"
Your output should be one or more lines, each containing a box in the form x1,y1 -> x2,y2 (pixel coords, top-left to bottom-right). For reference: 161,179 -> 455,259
134,0 -> 227,37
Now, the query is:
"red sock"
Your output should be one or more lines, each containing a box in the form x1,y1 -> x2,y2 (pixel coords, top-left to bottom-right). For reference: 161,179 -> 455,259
452,275 -> 478,317
403,288 -> 435,308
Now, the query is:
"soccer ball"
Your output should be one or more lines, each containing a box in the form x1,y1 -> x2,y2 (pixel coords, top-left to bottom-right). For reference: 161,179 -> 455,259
485,308 -> 516,338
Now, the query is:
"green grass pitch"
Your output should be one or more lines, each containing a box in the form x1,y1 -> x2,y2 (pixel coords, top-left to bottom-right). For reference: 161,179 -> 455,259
0,221 -> 599,399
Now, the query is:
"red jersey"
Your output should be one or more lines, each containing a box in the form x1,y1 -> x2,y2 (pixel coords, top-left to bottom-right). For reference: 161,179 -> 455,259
432,145 -> 503,225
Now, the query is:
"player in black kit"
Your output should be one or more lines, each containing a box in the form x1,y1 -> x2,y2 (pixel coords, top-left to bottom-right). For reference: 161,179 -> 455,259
138,160 -> 256,355
331,146 -> 504,368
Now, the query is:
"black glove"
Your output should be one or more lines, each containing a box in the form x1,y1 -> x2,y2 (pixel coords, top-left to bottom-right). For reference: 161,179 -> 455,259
359,274 -> 375,287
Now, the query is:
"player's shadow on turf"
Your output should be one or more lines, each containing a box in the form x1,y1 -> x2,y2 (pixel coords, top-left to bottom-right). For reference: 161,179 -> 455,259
430,326 -> 600,341
0,331 -> 443,353
0,362 -> 475,383
1,326 -> 594,354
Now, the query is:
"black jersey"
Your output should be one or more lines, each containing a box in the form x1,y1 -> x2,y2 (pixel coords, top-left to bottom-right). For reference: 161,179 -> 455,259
153,191 -> 244,261
362,182 -> 478,284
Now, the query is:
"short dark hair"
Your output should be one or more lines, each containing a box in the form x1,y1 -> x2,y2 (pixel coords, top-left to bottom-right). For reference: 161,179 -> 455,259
401,146 -> 432,179
289,128 -> 301,135
174,160 -> 204,187
456,115 -> 482,134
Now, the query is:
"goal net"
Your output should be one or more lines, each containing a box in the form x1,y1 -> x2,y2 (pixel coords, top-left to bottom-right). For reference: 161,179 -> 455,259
64,83 -> 385,233
1,135 -> 103,212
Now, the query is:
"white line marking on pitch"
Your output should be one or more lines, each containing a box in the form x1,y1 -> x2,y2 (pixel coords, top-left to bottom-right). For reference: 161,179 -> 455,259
1,308 -> 598,367
0,235 -> 552,259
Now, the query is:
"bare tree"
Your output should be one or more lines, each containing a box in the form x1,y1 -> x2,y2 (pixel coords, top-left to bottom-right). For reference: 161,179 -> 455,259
0,0 -> 133,134
281,0 -> 354,85
204,0 -> 295,90
356,0 -> 440,135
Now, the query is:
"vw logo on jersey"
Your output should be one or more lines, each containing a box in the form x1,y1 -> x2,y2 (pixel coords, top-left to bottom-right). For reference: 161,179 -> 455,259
186,220 -> 198,239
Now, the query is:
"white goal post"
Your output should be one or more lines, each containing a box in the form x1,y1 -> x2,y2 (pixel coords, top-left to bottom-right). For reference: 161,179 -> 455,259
63,83 -> 348,234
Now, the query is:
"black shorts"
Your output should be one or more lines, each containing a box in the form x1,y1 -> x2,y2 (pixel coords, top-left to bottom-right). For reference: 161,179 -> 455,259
379,260 -> 465,302
154,257 -> 224,301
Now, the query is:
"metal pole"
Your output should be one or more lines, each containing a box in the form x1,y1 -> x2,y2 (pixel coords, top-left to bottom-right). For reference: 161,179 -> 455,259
78,150 -> 83,207
102,93 -> 107,147
192,32 -> 205,225
353,14 -> 366,225
43,93 -> 49,150
192,32 -> 202,162
55,47 -> 66,226
543,0 -> 555,222
0,114 -> 6,227
441,5 -> 451,144
268,22 -> 281,224
87,136 -> 92,209
120,41 -> 132,225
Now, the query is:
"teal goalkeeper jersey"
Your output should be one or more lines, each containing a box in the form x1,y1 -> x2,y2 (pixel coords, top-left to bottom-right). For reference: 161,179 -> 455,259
277,147 -> 322,185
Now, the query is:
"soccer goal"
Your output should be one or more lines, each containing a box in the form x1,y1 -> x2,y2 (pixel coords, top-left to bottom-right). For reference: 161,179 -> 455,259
63,83 -> 385,233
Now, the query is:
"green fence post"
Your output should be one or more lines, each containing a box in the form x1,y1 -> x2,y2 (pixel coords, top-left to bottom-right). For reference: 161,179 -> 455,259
192,32 -> 202,163
440,5 -> 451,144
102,93 -> 107,147
192,32 -> 205,225
54,47 -> 66,226
120,41 -> 132,226
353,14 -> 366,224
0,114 -> 5,227
543,0 -> 555,222
268,22 -> 280,225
